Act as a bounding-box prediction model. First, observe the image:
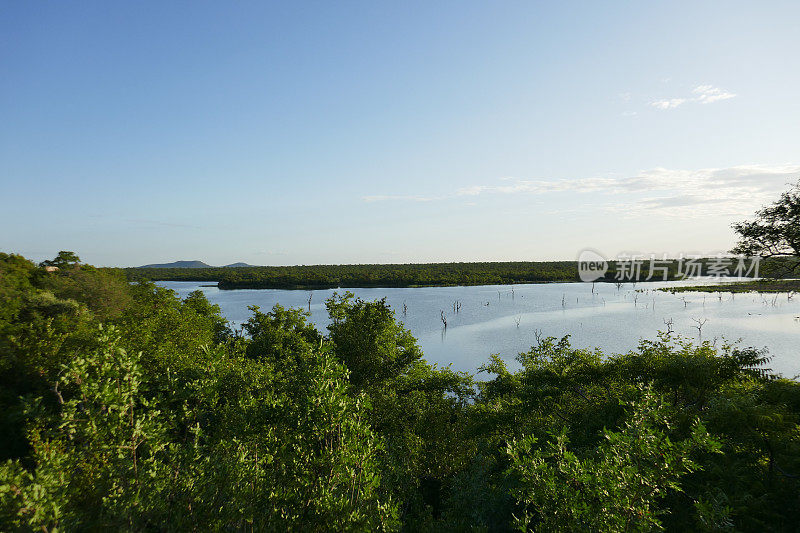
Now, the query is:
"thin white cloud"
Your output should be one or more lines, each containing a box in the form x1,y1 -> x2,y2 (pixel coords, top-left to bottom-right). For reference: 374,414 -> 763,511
651,84 -> 736,110
456,176 -> 628,197
693,84 -> 736,104
462,165 -> 800,218
363,164 -> 800,219
651,98 -> 686,110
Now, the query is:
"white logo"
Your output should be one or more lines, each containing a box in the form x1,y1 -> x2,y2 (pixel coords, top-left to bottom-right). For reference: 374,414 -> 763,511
578,249 -> 609,282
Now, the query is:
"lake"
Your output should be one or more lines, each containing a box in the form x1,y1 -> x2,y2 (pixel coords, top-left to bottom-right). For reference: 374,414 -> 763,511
156,280 -> 800,378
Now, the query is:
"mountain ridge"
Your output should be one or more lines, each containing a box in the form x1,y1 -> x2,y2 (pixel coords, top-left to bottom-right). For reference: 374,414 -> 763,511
137,260 -> 256,268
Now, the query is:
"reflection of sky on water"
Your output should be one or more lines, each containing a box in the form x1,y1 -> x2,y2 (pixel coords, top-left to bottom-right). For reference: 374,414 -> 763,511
158,280 -> 800,379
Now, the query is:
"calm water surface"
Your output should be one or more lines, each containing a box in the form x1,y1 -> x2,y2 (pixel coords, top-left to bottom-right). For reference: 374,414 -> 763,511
157,280 -> 800,378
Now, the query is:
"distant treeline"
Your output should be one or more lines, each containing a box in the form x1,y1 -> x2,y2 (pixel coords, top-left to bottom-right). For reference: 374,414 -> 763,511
662,278 -> 800,294
127,262 -> 584,289
122,258 -> 798,290
126,261 -> 652,289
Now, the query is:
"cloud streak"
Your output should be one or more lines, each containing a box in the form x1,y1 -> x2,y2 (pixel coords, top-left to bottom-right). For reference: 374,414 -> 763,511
651,84 -> 736,110
460,165 -> 799,217
693,84 -> 736,104
651,98 -> 686,110
363,164 -> 800,218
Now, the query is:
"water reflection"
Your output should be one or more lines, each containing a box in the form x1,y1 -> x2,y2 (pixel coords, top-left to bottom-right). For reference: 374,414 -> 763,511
157,280 -> 800,378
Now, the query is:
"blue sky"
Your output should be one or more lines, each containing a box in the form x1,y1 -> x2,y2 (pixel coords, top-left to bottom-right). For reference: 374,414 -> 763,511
2,1 -> 799,266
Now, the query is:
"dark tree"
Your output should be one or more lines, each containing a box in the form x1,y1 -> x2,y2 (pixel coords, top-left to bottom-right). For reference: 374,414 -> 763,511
40,250 -> 81,269
732,181 -> 800,269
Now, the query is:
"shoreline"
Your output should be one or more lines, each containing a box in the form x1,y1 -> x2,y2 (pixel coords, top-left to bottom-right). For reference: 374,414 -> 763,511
660,279 -> 800,294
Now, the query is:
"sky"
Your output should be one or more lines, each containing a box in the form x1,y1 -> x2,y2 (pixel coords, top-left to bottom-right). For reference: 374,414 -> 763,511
2,1 -> 799,267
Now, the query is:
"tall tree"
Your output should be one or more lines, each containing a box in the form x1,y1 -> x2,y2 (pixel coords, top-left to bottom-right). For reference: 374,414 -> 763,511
40,250 -> 81,269
731,181 -> 800,268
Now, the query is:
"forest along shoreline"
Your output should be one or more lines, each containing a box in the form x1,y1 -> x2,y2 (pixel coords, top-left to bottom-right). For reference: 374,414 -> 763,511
123,258 -> 799,290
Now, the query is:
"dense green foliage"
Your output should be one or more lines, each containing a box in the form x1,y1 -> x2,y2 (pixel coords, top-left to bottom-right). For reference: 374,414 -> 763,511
126,261 -> 585,289
126,260 -> 684,289
2,252 -> 799,531
124,257 -> 799,290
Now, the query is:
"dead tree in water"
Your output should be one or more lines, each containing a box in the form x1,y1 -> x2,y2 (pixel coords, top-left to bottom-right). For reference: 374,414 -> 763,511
663,318 -> 674,335
692,317 -> 708,335
402,301 -> 407,317
441,310 -> 447,329
307,291 -> 313,312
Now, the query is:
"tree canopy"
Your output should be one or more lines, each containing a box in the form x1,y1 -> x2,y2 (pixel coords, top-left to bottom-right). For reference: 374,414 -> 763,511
732,180 -> 800,265
1,252 -> 799,531
39,250 -> 81,269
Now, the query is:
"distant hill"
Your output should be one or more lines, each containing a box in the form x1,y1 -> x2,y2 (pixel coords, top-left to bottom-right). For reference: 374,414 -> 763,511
137,260 -> 212,269
136,260 -> 257,269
